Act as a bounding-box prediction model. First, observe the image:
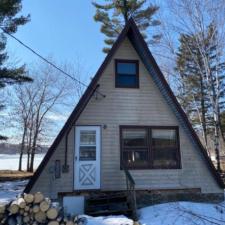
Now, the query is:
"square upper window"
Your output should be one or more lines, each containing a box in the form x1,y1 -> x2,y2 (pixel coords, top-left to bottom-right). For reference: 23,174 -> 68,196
115,59 -> 139,88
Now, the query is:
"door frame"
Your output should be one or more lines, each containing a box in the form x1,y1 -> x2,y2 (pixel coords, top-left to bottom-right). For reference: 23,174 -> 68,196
74,125 -> 101,190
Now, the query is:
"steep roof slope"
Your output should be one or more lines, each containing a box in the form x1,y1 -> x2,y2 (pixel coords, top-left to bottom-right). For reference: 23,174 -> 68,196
24,18 -> 224,193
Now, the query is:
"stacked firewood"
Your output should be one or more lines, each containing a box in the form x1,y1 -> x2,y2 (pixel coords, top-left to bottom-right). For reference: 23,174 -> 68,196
0,192 -> 85,225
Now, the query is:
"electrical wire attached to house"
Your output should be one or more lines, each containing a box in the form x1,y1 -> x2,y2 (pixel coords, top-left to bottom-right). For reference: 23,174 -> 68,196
0,27 -> 106,98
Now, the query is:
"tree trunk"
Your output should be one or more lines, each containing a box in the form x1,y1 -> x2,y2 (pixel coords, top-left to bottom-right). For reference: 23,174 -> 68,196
18,150 -> 23,171
212,54 -> 221,172
18,126 -> 27,171
29,130 -> 38,172
208,66 -> 221,171
214,116 -> 221,172
27,149 -> 30,172
122,0 -> 128,23
29,146 -> 35,172
27,124 -> 33,171
218,113 -> 225,144
199,74 -> 208,153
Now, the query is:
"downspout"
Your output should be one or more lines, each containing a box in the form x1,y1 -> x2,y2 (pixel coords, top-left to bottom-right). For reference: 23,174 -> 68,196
62,131 -> 69,173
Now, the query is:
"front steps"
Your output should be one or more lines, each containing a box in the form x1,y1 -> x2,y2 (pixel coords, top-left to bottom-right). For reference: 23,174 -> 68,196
85,192 -> 133,217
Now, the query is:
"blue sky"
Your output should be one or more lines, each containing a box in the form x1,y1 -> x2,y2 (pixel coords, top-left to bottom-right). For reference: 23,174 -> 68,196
6,0 -> 105,79
4,0 -> 171,144
4,0 -> 111,144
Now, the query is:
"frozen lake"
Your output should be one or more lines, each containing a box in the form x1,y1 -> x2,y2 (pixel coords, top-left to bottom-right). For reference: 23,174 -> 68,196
0,154 -> 45,170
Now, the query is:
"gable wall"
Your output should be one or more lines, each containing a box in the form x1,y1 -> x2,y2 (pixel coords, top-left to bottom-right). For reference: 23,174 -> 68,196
30,38 -> 223,198
30,128 -> 74,198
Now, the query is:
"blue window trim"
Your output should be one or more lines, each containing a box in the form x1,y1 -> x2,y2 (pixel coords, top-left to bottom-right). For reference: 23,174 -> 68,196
115,59 -> 139,88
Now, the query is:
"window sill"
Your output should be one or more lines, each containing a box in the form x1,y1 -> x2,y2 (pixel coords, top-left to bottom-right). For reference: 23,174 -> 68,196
120,166 -> 182,170
115,85 -> 139,89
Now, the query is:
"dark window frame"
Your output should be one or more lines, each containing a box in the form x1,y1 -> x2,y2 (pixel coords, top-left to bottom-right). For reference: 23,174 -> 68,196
115,59 -> 139,88
120,125 -> 181,170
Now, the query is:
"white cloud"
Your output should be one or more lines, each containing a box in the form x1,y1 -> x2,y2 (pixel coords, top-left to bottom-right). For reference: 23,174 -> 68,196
46,112 -> 68,122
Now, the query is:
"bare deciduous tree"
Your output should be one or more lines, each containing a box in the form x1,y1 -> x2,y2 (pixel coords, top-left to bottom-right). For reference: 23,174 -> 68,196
13,60 -> 85,171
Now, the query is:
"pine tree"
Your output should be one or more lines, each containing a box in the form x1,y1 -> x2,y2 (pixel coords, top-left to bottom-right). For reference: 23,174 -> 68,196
92,0 -> 161,53
0,0 -> 32,140
176,24 -> 225,170
219,111 -> 225,141
206,24 -> 225,171
176,33 -> 210,152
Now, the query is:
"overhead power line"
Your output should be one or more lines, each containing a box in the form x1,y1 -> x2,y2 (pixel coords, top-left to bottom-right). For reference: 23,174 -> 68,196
0,27 -> 106,98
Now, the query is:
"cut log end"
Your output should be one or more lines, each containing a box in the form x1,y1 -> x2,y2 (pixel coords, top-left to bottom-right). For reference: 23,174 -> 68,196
9,201 -> 19,214
48,221 -> 60,225
24,193 -> 34,203
47,208 -> 58,220
0,191 -> 80,225
34,192 -> 44,203
40,198 -> 51,212
0,204 -> 6,214
34,210 -> 46,223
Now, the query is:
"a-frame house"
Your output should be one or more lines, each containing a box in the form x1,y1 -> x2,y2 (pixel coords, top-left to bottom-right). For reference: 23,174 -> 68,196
24,18 -> 224,215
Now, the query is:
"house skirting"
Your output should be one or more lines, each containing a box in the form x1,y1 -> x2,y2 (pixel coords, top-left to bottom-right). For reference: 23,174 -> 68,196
135,189 -> 224,208
58,188 -> 224,208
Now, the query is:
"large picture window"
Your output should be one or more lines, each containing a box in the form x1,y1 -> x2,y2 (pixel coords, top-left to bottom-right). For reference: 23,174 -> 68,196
120,126 -> 181,169
115,59 -> 139,88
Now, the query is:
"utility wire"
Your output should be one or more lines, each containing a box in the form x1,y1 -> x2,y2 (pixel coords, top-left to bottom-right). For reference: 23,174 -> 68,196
0,27 -> 106,98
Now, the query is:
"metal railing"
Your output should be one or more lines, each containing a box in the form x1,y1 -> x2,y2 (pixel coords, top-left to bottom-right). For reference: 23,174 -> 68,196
121,164 -> 137,220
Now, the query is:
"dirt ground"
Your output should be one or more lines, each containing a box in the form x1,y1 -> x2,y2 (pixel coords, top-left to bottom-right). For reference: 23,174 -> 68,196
0,170 -> 33,181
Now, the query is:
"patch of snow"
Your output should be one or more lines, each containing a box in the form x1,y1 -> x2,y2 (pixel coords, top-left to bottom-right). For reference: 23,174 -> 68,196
1,179 -> 225,225
0,154 -> 44,170
139,201 -> 225,225
84,215 -> 133,225
0,180 -> 28,203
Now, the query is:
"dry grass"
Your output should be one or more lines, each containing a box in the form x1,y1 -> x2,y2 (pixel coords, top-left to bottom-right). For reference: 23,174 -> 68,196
0,170 -> 33,181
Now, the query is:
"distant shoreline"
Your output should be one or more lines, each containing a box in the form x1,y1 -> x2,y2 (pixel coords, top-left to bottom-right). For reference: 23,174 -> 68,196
0,143 -> 48,154
0,154 -> 45,170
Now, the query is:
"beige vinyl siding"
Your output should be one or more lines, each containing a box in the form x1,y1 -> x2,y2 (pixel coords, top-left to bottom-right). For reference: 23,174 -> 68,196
30,129 -> 74,199
30,37 -> 223,197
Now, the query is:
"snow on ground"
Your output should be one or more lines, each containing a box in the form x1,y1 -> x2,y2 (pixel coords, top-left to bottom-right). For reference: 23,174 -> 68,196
139,201 -> 225,225
77,201 -> 225,225
85,215 -> 133,225
0,180 -> 28,203
0,179 -> 225,225
0,154 -> 45,170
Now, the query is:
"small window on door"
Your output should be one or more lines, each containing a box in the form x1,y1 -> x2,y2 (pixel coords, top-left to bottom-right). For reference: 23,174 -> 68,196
115,59 -> 139,88
79,130 -> 96,161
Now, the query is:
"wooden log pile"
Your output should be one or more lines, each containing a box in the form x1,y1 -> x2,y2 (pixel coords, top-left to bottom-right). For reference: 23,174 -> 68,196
0,192 -> 85,225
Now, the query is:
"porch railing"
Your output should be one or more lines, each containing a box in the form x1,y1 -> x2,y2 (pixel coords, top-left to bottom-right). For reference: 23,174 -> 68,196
121,164 -> 137,220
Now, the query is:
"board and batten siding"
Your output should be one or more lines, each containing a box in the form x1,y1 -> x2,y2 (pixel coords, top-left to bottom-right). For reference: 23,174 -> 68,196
30,37 -> 223,198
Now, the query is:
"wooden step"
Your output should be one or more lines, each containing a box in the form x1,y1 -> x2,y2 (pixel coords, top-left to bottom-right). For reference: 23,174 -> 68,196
87,194 -> 127,205
86,202 -> 129,213
87,192 -> 127,200
85,192 -> 132,217
87,208 -> 133,217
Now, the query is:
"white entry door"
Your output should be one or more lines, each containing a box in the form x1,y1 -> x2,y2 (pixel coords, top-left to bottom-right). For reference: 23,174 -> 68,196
74,126 -> 100,190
